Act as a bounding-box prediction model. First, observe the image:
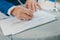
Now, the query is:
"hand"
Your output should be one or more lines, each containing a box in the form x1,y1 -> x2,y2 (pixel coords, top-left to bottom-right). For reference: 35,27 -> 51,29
25,0 -> 41,12
11,6 -> 33,20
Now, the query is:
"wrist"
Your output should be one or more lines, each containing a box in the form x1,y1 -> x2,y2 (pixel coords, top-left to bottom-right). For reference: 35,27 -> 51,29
10,7 -> 16,16
11,7 -> 18,16
11,6 -> 22,16
7,6 -> 16,16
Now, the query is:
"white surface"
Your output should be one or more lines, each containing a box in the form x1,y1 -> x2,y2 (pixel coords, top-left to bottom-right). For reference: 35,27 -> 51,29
0,12 -> 8,20
0,10 -> 56,36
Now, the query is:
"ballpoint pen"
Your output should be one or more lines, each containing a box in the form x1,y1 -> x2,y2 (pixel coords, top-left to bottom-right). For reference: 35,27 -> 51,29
18,0 -> 25,7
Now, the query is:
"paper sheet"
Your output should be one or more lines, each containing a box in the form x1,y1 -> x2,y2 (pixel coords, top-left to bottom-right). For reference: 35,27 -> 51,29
0,10 -> 56,36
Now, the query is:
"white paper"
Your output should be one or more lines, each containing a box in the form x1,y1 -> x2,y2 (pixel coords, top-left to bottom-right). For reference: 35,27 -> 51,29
0,10 -> 56,36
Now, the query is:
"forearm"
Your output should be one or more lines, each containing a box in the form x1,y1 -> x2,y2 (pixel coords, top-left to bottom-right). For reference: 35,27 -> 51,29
0,0 -> 14,16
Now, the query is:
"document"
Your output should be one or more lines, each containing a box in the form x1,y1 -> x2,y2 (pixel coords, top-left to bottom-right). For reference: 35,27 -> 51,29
0,10 -> 56,36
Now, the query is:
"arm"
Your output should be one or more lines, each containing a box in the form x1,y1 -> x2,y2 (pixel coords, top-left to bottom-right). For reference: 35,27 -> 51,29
0,0 -> 33,20
0,0 -> 14,16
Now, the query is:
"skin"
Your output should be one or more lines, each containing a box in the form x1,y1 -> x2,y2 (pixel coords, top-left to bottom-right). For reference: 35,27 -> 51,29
25,0 -> 41,12
11,0 -> 41,20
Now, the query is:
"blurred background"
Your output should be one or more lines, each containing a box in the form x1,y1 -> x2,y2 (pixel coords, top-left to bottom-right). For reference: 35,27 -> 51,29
38,0 -> 60,11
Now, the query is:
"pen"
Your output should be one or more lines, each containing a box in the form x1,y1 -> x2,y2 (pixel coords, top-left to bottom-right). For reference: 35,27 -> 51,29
18,0 -> 25,7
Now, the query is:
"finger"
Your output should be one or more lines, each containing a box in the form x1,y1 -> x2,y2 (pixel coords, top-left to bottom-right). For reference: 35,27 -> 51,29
37,3 -> 42,10
16,14 -> 24,20
23,13 -> 32,20
23,8 -> 33,17
28,3 -> 31,9
31,3 -> 35,12
27,9 -> 33,17
25,3 -> 28,8
25,4 -> 34,13
15,12 -> 25,20
34,3 -> 38,11
16,16 -> 23,20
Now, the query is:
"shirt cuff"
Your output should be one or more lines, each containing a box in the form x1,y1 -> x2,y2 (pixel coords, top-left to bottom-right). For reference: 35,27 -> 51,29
7,6 -> 16,16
